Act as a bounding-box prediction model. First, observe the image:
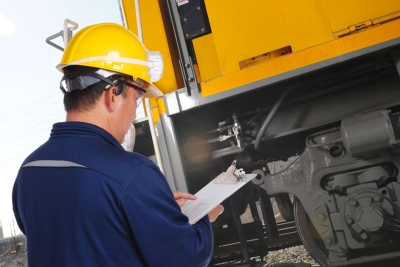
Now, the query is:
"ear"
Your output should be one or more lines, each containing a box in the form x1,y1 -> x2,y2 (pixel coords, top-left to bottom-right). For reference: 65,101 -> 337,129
105,87 -> 116,112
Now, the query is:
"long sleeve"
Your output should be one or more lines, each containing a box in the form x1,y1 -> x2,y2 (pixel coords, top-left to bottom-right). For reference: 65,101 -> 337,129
121,163 -> 213,267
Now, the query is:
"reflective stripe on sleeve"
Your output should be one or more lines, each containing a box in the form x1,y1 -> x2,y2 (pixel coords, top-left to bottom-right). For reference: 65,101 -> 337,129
22,160 -> 86,168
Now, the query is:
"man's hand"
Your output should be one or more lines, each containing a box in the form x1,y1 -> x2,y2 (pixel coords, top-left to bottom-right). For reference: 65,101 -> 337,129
173,191 -> 197,208
208,205 -> 224,222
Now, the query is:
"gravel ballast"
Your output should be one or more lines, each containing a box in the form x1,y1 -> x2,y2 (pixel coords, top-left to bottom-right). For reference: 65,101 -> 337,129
263,245 -> 319,266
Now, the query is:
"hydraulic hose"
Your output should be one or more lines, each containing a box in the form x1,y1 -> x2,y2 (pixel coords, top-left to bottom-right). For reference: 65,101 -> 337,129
211,146 -> 245,160
254,88 -> 291,151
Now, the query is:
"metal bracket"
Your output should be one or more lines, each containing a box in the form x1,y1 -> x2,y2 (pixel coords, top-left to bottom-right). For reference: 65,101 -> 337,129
45,19 -> 78,51
214,160 -> 245,184
167,0 -> 199,96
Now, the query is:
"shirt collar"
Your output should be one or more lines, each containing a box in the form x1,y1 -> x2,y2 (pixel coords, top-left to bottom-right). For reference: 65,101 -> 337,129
51,121 -> 124,151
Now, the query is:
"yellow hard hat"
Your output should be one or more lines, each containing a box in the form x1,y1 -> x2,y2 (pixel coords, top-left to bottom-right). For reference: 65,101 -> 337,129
56,23 -> 163,98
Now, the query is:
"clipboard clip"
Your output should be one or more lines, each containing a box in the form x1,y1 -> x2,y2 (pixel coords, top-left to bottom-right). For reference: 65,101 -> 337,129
214,160 -> 246,184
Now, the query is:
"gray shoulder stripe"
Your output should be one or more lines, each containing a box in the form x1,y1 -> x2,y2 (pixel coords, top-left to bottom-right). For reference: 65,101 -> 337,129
22,160 -> 86,168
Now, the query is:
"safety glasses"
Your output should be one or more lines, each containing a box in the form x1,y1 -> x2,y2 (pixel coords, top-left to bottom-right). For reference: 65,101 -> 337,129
116,80 -> 146,107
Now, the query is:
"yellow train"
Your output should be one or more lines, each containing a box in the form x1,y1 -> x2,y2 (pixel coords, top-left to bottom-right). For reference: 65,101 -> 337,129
121,1 -> 400,266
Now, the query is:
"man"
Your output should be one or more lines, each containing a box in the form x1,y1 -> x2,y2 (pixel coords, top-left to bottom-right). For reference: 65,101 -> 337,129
12,23 -> 223,267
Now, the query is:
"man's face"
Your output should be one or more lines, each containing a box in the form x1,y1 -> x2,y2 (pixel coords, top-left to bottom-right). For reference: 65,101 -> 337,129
116,79 -> 144,143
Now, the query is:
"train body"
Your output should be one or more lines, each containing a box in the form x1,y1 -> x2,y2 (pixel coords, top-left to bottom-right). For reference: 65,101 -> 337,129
119,1 -> 400,266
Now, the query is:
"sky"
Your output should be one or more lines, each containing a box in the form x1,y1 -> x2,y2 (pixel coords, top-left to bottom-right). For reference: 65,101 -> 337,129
0,0 -> 137,237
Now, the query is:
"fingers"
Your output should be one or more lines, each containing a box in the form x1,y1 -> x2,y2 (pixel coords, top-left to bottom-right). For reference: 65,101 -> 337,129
172,190 -> 224,222
173,191 -> 197,201
208,205 -> 224,223
176,198 -> 186,208
173,191 -> 197,208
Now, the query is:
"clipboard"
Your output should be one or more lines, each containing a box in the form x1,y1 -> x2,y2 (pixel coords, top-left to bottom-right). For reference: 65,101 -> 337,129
181,172 -> 257,225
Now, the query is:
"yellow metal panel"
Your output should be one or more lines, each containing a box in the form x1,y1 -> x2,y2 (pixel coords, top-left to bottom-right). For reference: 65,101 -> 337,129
121,0 -> 179,94
201,18 -> 400,97
157,99 -> 167,115
149,98 -> 158,109
203,0 -> 333,75
120,0 -> 140,40
285,41 -> 339,71
151,106 -> 160,123
141,98 -> 158,118
282,0 -> 333,51
322,0 -> 400,36
192,34 -> 222,82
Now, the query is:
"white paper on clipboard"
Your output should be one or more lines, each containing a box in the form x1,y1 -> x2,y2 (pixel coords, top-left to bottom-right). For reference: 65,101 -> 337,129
181,173 -> 257,225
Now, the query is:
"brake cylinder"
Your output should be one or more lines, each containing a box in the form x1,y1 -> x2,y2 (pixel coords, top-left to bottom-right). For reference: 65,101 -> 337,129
341,110 -> 400,158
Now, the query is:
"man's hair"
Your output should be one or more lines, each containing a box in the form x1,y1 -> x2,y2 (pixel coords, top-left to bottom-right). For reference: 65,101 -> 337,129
62,66 -> 128,112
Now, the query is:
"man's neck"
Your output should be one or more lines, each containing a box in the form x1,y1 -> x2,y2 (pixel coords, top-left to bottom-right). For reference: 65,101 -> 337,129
66,109 -> 114,139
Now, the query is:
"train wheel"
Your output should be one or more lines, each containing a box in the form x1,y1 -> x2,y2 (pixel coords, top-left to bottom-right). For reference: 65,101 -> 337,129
293,197 -> 329,266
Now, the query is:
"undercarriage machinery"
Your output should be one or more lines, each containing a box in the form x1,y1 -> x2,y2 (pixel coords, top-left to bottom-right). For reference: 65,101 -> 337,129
125,1 -> 400,266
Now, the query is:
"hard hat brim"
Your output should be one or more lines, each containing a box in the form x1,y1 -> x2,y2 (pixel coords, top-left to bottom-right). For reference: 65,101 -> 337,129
144,83 -> 163,98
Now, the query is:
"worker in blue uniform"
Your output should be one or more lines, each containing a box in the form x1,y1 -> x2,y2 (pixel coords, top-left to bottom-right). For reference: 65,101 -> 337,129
12,23 -> 223,267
